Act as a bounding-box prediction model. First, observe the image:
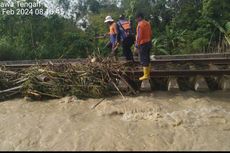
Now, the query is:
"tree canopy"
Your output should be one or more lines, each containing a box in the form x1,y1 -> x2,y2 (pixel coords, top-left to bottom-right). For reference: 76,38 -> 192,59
0,0 -> 229,60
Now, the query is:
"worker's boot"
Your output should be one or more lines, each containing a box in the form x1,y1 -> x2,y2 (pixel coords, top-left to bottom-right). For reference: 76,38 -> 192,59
139,67 -> 150,81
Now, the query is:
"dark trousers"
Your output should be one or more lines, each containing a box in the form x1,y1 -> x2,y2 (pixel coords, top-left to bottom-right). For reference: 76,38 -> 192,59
122,36 -> 135,61
139,42 -> 152,67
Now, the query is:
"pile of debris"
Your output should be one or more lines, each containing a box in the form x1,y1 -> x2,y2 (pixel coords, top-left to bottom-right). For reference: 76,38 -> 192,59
0,58 -> 136,101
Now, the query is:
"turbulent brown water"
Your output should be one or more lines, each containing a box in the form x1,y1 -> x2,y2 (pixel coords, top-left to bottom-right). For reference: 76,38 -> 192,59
0,91 -> 230,151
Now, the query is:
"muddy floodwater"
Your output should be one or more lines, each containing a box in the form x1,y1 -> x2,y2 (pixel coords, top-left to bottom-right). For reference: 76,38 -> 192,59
0,91 -> 230,151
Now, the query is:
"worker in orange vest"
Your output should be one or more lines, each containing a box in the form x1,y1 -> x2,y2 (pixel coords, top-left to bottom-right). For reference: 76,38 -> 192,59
104,16 -> 119,56
116,14 -> 135,61
135,12 -> 153,81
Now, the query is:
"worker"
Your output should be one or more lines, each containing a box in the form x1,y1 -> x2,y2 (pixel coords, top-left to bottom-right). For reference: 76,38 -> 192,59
135,12 -> 153,81
116,14 -> 135,61
104,16 -> 119,56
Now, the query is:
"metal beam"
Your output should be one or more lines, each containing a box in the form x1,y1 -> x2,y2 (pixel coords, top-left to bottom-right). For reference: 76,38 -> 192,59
126,69 -> 230,78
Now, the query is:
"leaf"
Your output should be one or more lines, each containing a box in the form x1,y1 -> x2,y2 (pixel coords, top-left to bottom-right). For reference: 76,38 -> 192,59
159,48 -> 169,55
226,22 -> 230,34
207,17 -> 226,34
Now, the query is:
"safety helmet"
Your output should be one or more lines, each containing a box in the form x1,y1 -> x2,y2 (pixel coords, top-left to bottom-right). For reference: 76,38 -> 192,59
104,16 -> 114,23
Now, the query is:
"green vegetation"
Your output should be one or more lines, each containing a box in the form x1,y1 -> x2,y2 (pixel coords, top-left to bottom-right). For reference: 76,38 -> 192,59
0,0 -> 229,60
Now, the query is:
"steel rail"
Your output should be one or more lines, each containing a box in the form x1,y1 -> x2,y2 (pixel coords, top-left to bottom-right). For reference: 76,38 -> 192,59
1,58 -> 230,68
126,69 -> 230,78
1,53 -> 230,66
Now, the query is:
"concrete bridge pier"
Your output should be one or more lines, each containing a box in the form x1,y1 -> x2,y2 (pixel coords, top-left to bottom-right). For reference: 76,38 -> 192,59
167,77 -> 180,91
219,76 -> 230,91
193,75 -> 209,92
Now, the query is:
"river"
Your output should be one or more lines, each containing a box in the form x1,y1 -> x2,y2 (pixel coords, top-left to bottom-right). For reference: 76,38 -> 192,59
0,91 -> 230,151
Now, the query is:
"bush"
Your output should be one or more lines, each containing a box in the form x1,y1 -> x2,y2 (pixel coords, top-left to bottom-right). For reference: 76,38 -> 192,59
192,38 -> 209,51
0,38 -> 19,60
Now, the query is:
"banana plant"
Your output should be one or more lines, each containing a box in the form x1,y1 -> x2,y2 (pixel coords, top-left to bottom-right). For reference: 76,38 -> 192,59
152,37 -> 169,55
152,26 -> 186,55
207,18 -> 230,45
225,22 -> 230,44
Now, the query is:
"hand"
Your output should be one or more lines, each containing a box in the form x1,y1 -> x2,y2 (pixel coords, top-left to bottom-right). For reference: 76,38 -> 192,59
134,47 -> 139,55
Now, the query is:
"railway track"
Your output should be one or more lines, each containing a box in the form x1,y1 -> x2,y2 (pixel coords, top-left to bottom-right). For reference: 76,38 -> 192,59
1,53 -> 230,67
154,52 -> 230,59
1,53 -> 230,92
124,53 -> 230,92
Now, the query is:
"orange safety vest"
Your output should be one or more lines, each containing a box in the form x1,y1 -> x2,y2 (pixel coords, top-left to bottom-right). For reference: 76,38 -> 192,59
136,20 -> 152,46
109,22 -> 117,35
118,20 -> 131,38
120,20 -> 131,31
